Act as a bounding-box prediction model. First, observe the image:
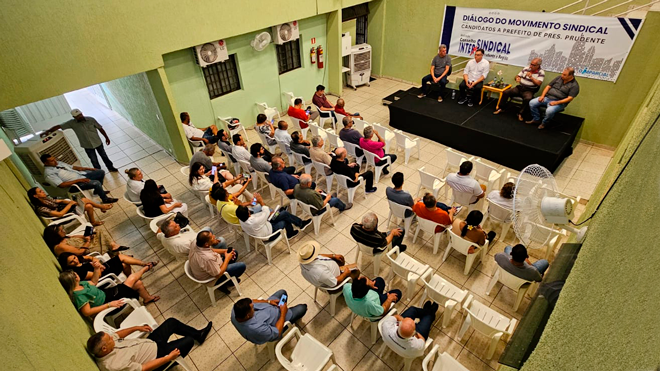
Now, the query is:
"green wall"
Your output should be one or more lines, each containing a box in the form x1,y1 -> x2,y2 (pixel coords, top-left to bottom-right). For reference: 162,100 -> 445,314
0,160 -> 97,370
343,19 -> 357,45
163,14 -> 330,130
375,1 -> 660,147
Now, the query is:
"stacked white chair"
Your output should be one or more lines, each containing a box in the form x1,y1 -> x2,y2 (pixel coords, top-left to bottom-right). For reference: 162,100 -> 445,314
486,266 -> 535,311
444,228 -> 489,275
184,261 -> 242,306
283,91 -> 302,107
385,246 -> 431,301
386,200 -> 414,232
419,270 -> 469,328
393,129 -> 421,164
457,295 -> 517,359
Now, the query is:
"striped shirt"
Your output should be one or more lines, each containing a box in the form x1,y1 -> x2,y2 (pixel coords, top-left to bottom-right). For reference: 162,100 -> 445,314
517,67 -> 545,88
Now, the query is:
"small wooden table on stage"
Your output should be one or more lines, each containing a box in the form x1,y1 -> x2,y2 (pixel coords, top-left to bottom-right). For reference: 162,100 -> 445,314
480,83 -> 511,110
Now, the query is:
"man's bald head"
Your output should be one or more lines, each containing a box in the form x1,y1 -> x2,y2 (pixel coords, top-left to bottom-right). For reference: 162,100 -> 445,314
335,147 -> 347,159
398,318 -> 416,338
300,174 -> 313,187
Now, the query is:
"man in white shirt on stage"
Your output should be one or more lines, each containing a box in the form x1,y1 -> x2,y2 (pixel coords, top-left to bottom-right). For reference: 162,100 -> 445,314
458,48 -> 489,107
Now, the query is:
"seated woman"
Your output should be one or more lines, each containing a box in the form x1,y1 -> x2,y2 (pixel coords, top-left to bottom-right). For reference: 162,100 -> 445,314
213,185 -> 263,224
28,187 -> 112,226
124,168 -> 172,203
58,252 -> 156,281
59,263 -> 160,318
487,182 -> 514,210
43,224 -> 129,257
451,210 -> 497,254
189,162 -> 252,201
140,179 -> 188,218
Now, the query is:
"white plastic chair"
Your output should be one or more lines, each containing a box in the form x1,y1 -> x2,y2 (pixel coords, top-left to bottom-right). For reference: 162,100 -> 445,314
372,123 -> 396,154
520,222 -> 565,260
312,277 -> 351,316
486,266 -> 535,311
274,187 -> 298,215
473,158 -> 505,192
136,206 -> 155,220
354,242 -> 390,276
314,104 -> 335,131
422,346 -> 470,371
148,212 -> 175,234
204,194 -> 217,217
49,213 -> 90,236
237,159 -> 258,190
179,166 -> 189,176
292,152 -> 312,175
283,92 -> 303,107
308,122 -> 328,145
386,246 -> 431,301
416,166 -> 445,199
311,160 -> 334,194
444,229 -> 489,275
324,129 -> 344,149
350,305 -> 396,345
290,117 -> 310,139
363,150 -> 392,184
393,129 -> 421,164
335,173 -> 366,204
457,295 -> 517,359
218,212 -> 251,253
255,170 -> 276,199
343,141 -> 364,171
244,228 -> 292,265
334,112 -> 347,130
442,148 -> 472,177
188,138 -> 204,154
218,115 -> 249,140
387,200 -> 414,232
123,193 -> 141,206
184,261 -> 242,307
256,102 -> 281,122
377,309 -> 433,371
276,139 -> 295,166
419,270 -> 469,328
255,130 -> 278,154
275,327 -> 339,371
448,186 -> 484,214
352,118 -> 368,133
483,200 -> 514,242
93,298 -> 155,339
218,148 -> 241,175
412,216 -> 451,255
297,201 -> 335,236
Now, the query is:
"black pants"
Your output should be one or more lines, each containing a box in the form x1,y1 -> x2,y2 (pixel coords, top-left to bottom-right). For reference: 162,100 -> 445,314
373,277 -> 402,306
501,85 -> 538,120
84,145 -> 114,171
149,318 -> 198,359
348,170 -> 374,191
459,80 -> 484,102
376,154 -> 397,173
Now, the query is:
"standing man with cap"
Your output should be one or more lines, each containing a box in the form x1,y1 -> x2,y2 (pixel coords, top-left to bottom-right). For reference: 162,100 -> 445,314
41,109 -> 118,172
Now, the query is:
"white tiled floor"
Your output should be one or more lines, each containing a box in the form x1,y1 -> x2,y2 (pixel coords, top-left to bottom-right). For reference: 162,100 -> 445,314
62,79 -> 613,371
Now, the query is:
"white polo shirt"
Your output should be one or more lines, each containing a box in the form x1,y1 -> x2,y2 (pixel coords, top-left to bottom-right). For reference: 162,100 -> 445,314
380,316 -> 426,358
446,173 -> 483,204
300,257 -> 340,288
183,124 -> 205,139
464,58 -> 490,83
157,227 -> 196,259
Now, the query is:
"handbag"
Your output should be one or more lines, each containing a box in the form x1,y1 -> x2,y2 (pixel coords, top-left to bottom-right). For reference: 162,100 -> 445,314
173,212 -> 189,228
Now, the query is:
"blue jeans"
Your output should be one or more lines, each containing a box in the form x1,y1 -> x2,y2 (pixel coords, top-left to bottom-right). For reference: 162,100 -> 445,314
269,289 -> 308,324
373,277 -> 402,307
75,169 -> 109,201
529,98 -> 566,124
269,210 -> 303,239
84,145 -> 115,170
421,74 -> 448,96
401,305 -> 437,339
504,246 -> 549,275
203,128 -> 220,144
317,197 -> 346,215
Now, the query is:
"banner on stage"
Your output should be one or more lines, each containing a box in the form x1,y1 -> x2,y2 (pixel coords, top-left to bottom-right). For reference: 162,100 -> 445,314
440,6 -> 643,82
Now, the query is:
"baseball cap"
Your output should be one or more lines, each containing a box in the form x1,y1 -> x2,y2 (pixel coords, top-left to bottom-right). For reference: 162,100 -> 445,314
70,109 -> 82,117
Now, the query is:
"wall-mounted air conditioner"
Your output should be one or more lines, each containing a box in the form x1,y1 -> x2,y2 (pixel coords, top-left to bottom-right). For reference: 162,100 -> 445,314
194,40 -> 229,67
273,21 -> 300,45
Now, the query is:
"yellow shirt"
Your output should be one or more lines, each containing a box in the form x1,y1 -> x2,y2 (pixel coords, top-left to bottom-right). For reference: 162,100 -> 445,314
217,196 -> 239,224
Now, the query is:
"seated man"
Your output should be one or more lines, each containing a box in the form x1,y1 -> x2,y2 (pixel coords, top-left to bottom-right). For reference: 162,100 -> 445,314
412,193 -> 457,232
380,301 -> 439,357
334,98 -> 362,119
88,318 -> 212,371
287,98 -> 317,125
350,212 -> 406,254
338,117 -> 364,157
493,58 -> 544,121
487,182 -> 514,210
125,167 -> 172,203
495,244 -> 548,282
217,129 -> 237,161
386,172 -> 414,217
236,205 -> 311,241
274,121 -> 292,153
269,156 -> 314,198
445,161 -> 486,205
343,275 -> 401,319
309,135 -> 334,176
156,216 -> 198,260
41,153 -> 118,204
331,148 -> 376,193
255,113 -> 277,146
298,241 -> 359,289
289,131 -> 312,164
312,84 -> 335,121
231,290 -> 308,345
293,174 -> 348,213
417,44 -> 452,102
250,142 -> 273,173
457,48 -> 489,107
359,126 -> 397,175
214,186 -> 263,224
190,143 -> 227,170
527,67 -> 580,130
188,230 -> 246,294
232,133 -> 252,165
180,111 -> 220,144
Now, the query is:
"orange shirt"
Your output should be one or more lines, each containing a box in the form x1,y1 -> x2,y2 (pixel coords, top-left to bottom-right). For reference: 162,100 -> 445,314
412,202 -> 451,233
287,106 -> 310,128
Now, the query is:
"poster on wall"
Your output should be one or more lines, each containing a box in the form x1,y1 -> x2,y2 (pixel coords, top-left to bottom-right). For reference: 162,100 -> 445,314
440,6 -> 644,82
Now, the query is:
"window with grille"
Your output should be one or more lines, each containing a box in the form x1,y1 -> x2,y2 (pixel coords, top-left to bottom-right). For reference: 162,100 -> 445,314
356,15 -> 368,44
202,54 -> 241,99
276,39 -> 302,74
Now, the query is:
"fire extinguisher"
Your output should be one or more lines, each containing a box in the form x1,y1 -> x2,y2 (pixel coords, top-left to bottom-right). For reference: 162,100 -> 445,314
310,47 -> 316,64
316,45 -> 324,69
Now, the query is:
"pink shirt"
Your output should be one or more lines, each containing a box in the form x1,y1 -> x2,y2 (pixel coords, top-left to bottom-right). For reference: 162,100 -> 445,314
359,137 -> 385,158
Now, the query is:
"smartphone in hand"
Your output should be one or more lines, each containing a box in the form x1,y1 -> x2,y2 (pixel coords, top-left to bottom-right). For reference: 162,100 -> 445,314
211,165 -> 217,175
278,294 -> 288,307
251,197 -> 257,206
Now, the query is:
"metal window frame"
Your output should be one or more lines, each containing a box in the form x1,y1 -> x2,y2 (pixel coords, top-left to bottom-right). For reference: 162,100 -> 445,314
276,39 -> 302,75
202,54 -> 241,99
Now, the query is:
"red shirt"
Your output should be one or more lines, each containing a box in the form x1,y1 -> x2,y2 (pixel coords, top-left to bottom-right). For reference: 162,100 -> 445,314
334,107 -> 350,116
412,202 -> 450,232
287,106 -> 310,128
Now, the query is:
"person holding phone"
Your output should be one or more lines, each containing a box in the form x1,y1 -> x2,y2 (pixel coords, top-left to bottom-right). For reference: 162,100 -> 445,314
236,204 -> 312,241
187,230 -> 246,295
190,144 -> 227,172
189,163 -> 252,202
287,98 -> 319,125
231,289 -> 308,345
213,187 -> 263,225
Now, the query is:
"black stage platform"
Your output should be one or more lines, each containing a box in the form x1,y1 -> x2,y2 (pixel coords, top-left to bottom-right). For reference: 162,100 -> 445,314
385,87 -> 583,172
